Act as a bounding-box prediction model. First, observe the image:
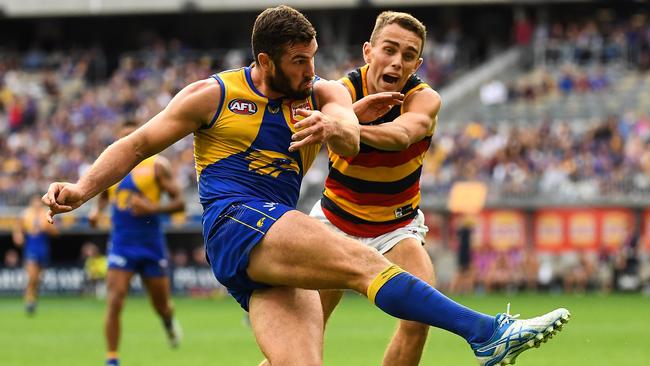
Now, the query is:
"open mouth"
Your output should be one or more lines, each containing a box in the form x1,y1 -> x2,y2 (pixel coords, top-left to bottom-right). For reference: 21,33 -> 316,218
382,74 -> 399,84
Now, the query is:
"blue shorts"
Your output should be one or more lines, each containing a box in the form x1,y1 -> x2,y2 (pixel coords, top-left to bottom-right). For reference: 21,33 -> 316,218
24,242 -> 50,266
107,236 -> 168,278
203,200 -> 293,311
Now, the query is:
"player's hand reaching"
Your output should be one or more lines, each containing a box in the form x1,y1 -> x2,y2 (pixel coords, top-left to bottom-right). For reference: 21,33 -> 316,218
353,92 -> 403,123
42,182 -> 85,224
289,109 -> 340,152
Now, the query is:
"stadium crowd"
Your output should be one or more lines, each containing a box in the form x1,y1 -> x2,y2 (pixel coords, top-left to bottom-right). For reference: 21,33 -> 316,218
2,11 -> 650,206
420,111 -> 650,202
0,20 -> 472,206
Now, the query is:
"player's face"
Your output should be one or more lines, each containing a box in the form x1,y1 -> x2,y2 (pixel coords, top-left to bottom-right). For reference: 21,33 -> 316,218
363,23 -> 423,93
267,39 -> 317,99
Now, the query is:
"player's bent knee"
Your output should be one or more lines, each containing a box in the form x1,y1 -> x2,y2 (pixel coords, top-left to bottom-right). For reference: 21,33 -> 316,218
342,245 -> 391,292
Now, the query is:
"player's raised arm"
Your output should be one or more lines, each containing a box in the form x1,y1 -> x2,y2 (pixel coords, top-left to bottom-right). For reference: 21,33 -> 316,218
43,78 -> 221,222
290,80 -> 360,156
360,88 -> 441,151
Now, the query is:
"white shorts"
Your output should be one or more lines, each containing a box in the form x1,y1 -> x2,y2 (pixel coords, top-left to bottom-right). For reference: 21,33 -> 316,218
309,200 -> 429,255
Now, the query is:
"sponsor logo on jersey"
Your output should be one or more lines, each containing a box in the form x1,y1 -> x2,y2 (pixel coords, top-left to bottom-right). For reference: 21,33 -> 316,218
228,99 -> 258,115
290,100 -> 311,124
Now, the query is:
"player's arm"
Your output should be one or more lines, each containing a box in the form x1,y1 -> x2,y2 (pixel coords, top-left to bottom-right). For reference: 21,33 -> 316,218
11,216 -> 24,247
360,88 -> 441,151
43,78 -> 221,222
87,191 -> 109,228
289,80 -> 360,157
153,156 -> 186,214
130,157 -> 185,216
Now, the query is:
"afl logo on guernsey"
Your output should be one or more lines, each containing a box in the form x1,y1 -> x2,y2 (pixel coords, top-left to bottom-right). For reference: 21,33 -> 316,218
228,99 -> 258,115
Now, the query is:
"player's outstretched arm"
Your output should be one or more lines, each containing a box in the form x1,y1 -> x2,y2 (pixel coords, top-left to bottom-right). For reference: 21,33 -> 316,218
360,88 -> 441,151
289,80 -> 360,156
43,78 -> 221,223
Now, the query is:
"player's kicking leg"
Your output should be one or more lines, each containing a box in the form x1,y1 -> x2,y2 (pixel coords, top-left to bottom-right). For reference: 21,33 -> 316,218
104,269 -> 134,366
317,238 -> 434,366
142,276 -> 181,348
247,210 -> 570,366
250,287 -> 323,366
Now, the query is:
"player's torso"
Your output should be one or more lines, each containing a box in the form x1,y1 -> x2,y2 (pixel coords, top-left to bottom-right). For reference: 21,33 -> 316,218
194,66 -> 320,210
108,156 -> 162,239
22,208 -> 49,248
323,64 -> 434,237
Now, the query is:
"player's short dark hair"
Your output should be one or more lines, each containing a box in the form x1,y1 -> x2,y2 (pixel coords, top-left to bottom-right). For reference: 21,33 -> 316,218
251,5 -> 316,64
370,11 -> 427,56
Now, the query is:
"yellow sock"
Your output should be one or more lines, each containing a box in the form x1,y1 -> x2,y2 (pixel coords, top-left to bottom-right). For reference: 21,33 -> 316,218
106,351 -> 118,359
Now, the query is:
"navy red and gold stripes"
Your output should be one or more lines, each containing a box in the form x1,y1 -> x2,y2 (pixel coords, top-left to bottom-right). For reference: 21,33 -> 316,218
322,65 -> 432,237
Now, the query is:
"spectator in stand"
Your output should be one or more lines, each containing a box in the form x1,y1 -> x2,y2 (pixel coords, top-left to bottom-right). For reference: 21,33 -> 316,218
563,251 -> 597,294
3,249 -> 20,269
450,217 -> 477,294
484,250 -> 517,293
520,247 -> 540,292
191,246 -> 209,267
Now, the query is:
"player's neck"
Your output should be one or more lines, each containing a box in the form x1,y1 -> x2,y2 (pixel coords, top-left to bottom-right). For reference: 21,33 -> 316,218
249,64 -> 284,100
364,72 -> 380,95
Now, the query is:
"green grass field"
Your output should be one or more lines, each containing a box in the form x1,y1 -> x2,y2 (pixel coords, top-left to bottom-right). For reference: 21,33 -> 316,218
1,293 -> 648,365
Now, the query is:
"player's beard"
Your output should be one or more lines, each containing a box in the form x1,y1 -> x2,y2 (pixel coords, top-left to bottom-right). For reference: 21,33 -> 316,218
268,64 -> 312,100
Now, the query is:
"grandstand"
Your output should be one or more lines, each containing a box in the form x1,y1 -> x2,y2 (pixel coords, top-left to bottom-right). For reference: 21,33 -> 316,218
1,1 -> 649,365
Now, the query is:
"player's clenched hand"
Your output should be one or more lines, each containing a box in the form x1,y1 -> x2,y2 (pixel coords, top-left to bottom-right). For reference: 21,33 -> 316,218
41,182 -> 85,224
289,109 -> 338,152
354,92 -> 403,123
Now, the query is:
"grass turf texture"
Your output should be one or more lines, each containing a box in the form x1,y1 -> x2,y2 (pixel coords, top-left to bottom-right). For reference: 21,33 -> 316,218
0,293 -> 647,365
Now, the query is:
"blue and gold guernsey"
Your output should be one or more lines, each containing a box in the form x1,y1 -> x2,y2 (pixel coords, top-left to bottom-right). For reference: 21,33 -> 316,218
22,208 -> 51,266
196,66 -> 320,310
194,66 -> 320,207
107,156 -> 168,277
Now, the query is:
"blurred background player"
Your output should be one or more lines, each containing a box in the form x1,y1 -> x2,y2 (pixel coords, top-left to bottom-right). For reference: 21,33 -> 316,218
88,120 -> 186,366
450,216 -> 477,295
12,194 -> 58,315
80,241 -> 108,298
311,11 -> 440,366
